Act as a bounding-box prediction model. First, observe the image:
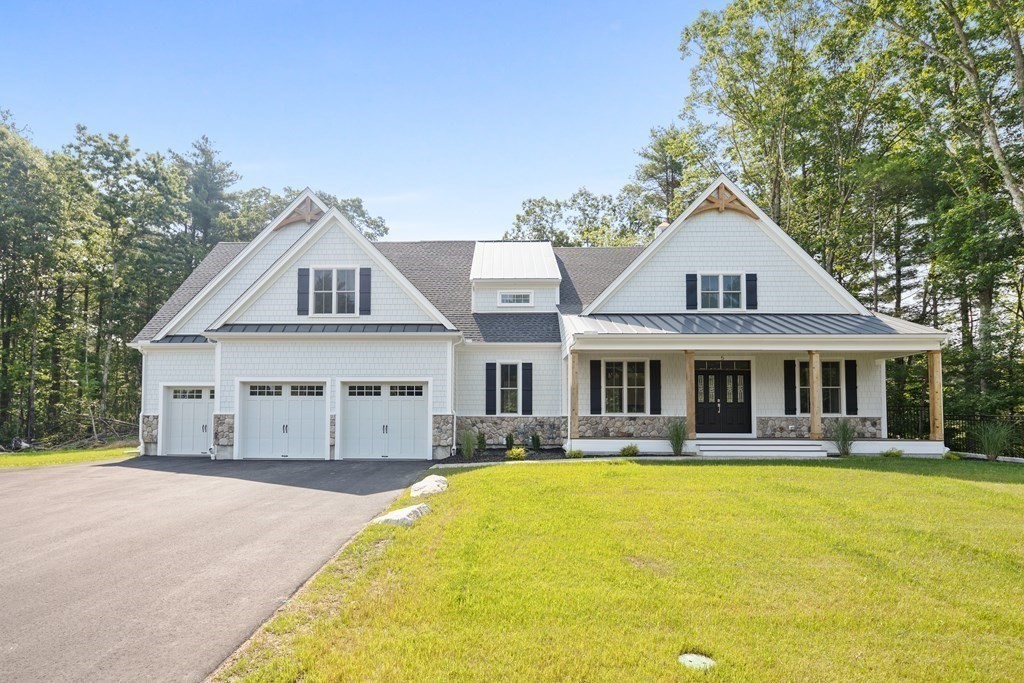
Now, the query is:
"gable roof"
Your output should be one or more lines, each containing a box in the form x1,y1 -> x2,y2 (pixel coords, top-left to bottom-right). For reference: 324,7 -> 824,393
581,176 -> 870,316
132,242 -> 247,343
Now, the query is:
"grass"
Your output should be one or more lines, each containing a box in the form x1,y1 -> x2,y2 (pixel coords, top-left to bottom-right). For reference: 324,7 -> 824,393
0,442 -> 137,468
216,458 -> 1024,682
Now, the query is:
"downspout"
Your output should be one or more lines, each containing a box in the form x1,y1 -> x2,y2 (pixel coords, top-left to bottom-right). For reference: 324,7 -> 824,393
450,336 -> 463,457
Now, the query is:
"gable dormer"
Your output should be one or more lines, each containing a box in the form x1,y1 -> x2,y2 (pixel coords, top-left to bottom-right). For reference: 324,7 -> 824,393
584,177 -> 867,316
470,241 -> 562,313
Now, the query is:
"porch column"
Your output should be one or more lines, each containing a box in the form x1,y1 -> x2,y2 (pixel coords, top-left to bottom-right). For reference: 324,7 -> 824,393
684,350 -> 696,439
569,350 -> 580,439
928,349 -> 944,441
808,350 -> 823,439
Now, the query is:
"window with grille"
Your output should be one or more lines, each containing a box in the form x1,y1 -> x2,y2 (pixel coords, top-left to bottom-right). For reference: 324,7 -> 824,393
390,385 -> 424,397
497,291 -> 533,306
604,361 -> 646,414
700,274 -> 743,309
249,385 -> 282,397
172,389 -> 203,399
290,385 -> 324,397
312,268 -> 357,315
798,361 -> 842,414
500,364 -> 518,413
348,385 -> 382,397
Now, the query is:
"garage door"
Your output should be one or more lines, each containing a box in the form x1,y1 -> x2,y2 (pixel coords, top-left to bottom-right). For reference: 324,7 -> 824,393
340,383 -> 429,459
163,387 -> 214,456
240,383 -> 327,459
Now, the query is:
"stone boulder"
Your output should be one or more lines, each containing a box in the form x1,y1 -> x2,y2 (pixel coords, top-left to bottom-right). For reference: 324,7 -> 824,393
372,504 -> 431,527
410,475 -> 449,497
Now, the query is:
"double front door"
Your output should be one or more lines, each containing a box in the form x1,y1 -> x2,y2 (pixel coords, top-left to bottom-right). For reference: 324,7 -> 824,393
695,360 -> 752,434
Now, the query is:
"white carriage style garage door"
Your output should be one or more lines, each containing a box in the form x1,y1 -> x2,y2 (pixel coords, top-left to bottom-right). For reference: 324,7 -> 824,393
240,383 -> 327,459
340,383 -> 429,459
163,387 -> 214,456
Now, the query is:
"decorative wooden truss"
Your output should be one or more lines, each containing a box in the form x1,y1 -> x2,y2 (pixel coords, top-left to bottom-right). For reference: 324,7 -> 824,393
691,182 -> 758,219
276,195 -> 325,229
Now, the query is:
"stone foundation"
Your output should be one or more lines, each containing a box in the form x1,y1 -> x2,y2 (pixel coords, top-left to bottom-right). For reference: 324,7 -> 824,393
330,415 -> 336,447
433,414 -> 454,448
757,416 -> 882,439
141,415 -> 158,444
577,415 -> 682,439
455,416 -> 567,447
213,413 -> 235,446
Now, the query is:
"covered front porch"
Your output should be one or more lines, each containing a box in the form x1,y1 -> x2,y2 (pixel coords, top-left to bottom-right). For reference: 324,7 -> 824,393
562,313 -> 948,457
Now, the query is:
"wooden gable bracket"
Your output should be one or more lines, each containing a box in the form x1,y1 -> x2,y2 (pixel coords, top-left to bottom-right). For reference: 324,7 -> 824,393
691,182 -> 758,219
276,196 -> 325,230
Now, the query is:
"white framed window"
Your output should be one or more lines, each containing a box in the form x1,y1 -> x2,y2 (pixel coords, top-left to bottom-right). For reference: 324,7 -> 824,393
699,274 -> 743,310
311,267 -> 358,316
497,290 -> 533,307
499,363 -> 519,414
798,361 -> 842,414
603,360 -> 647,415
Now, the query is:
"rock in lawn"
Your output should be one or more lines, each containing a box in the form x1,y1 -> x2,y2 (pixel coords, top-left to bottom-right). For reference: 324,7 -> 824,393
410,474 -> 449,497
372,504 -> 431,527
678,653 -> 716,670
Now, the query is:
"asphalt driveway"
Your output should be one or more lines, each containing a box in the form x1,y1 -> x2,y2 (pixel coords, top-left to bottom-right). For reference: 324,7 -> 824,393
0,457 -> 428,682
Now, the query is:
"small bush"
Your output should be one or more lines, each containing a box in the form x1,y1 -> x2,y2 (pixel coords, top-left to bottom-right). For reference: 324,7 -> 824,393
667,419 -> 687,456
476,430 -> 487,452
458,430 -> 478,460
943,451 -> 962,460
880,448 -> 903,458
973,421 -> 1016,462
505,433 -> 515,450
506,446 -> 527,460
530,432 -> 541,450
828,418 -> 857,457
620,443 -> 640,458
566,448 -> 583,459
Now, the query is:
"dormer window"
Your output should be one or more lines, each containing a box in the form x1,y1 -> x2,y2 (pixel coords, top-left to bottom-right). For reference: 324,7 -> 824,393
312,267 -> 357,315
497,290 -> 533,307
700,274 -> 742,310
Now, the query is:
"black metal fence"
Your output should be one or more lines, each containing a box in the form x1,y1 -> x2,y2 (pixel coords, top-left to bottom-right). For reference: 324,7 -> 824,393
887,405 -> 1024,456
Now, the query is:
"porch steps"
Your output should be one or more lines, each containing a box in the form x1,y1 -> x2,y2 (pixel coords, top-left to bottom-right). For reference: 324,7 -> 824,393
693,439 -> 829,458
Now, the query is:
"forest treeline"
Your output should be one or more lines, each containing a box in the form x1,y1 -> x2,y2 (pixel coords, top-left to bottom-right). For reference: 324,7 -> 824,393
3,0 -> 1023,444
506,0 -> 1024,417
0,121 -> 388,445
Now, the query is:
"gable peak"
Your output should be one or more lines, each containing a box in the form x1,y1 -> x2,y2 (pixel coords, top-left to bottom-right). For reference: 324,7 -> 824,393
691,180 -> 757,219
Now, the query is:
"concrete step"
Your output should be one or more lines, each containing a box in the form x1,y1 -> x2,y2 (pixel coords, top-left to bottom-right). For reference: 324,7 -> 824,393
694,440 -> 829,458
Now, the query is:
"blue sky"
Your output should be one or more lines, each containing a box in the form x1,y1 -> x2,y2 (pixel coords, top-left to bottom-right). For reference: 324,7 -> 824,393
1,1 -> 722,240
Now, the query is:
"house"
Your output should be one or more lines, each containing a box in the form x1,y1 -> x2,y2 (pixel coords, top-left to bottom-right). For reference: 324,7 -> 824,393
130,177 -> 948,460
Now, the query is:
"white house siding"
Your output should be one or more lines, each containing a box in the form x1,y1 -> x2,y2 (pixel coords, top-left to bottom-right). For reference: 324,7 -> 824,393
141,348 -> 215,413
455,344 -> 563,416
217,339 -> 450,415
596,211 -> 850,314
471,284 -> 559,313
174,223 -> 310,335
235,223 -> 435,324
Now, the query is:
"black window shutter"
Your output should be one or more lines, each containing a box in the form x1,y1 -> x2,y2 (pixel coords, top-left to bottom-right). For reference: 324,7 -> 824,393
685,273 -> 698,310
589,360 -> 602,415
745,273 -> 758,310
845,359 -> 858,415
784,359 -> 797,415
521,363 -> 533,415
485,363 -> 497,415
297,268 -> 309,316
359,267 -> 371,315
649,360 -> 662,415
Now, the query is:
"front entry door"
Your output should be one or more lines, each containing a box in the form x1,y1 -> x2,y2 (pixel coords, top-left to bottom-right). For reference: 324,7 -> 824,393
695,360 -> 752,434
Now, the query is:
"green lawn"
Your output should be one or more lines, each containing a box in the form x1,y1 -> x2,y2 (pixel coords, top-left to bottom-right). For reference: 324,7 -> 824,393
0,443 -> 137,468
217,458 -> 1024,682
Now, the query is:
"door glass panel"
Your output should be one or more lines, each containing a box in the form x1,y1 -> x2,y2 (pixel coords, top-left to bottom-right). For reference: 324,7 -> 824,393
697,375 -> 704,402
737,375 -> 745,403
708,376 -> 715,402
726,375 -> 733,403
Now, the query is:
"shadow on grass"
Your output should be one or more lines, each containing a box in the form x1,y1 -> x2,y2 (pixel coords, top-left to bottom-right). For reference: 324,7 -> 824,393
628,456 -> 1024,486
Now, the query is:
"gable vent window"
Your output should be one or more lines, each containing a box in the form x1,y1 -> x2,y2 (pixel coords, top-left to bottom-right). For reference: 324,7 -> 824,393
249,385 -> 282,397
700,274 -> 743,310
498,291 -> 533,307
312,268 -> 357,315
290,385 -> 324,397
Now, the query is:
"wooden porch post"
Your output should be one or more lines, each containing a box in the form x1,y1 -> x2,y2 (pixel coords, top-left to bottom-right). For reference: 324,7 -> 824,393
808,350 -> 823,439
569,350 -> 579,439
684,350 -> 696,439
928,349 -> 944,441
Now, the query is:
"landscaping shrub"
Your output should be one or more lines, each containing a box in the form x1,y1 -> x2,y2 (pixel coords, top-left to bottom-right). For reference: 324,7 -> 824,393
974,421 -> 1016,461
828,418 -> 857,457
530,432 -> 541,450
943,451 -> 962,460
458,430 -> 478,460
667,419 -> 687,456
476,430 -> 487,452
506,446 -> 526,460
880,448 -> 903,458
620,443 -> 640,458
505,433 -> 515,450
566,448 -> 583,459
